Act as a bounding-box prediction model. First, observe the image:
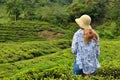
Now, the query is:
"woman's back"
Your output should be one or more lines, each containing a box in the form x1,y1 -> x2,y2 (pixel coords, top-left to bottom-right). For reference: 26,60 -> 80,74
72,14 -> 100,75
71,29 -> 100,74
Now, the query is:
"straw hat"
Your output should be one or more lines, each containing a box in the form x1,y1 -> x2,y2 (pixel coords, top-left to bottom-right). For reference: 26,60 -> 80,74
75,15 -> 92,29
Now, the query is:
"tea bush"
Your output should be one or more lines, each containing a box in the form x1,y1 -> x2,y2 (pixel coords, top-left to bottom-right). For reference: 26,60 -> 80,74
0,40 -> 120,80
0,48 -> 74,79
0,21 -> 68,42
0,39 -> 71,63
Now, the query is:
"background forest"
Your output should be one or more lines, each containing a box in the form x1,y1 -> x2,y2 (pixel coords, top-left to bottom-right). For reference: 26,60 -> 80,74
0,0 -> 120,80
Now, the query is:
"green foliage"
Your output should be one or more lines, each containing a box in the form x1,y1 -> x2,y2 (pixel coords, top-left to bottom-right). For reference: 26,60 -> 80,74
1,0 -> 119,23
0,20 -> 68,42
6,0 -> 21,21
0,0 -> 7,4
5,0 -> 38,20
0,47 -> 73,79
62,23 -> 79,39
96,21 -> 119,39
0,5 -> 10,24
0,39 -> 71,63
5,0 -> 70,26
37,4 -> 69,26
0,40 -> 120,80
50,0 -> 73,5
0,1 -> 120,79
67,0 -> 107,24
105,0 -> 120,23
0,1 -> 120,80
85,0 -> 107,23
0,0 -> 118,38
67,2 -> 86,22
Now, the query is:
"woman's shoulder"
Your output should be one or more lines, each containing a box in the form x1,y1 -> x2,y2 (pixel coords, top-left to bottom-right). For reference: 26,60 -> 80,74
74,29 -> 83,36
92,39 -> 100,46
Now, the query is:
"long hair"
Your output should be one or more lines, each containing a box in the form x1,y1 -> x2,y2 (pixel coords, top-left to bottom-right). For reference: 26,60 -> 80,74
83,29 -> 99,44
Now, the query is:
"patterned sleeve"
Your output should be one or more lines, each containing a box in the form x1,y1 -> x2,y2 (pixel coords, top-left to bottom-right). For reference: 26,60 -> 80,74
71,32 -> 78,55
95,40 -> 100,58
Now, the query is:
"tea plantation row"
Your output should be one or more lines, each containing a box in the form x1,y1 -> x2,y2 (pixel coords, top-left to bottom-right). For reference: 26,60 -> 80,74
0,40 -> 120,80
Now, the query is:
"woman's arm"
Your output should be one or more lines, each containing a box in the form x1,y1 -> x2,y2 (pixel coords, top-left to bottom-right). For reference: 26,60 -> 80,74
71,32 -> 78,55
95,41 -> 100,58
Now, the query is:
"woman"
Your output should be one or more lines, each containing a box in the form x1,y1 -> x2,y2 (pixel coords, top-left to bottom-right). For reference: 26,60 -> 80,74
71,14 -> 100,76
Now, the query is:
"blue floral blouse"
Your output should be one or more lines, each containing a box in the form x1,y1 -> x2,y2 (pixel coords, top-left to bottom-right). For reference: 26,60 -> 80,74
71,29 -> 100,74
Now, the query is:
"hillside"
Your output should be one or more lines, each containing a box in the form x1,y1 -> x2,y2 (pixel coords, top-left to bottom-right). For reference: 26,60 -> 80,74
0,40 -> 120,80
0,0 -> 119,41
0,0 -> 120,80
0,21 -> 74,42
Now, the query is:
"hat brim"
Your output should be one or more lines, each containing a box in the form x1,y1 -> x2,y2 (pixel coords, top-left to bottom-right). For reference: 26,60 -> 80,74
75,18 -> 92,29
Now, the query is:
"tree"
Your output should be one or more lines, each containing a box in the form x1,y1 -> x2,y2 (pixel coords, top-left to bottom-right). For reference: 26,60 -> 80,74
6,0 -> 21,21
67,0 -> 108,25
19,0 -> 36,20
105,0 -> 120,23
6,0 -> 37,20
67,2 -> 86,22
84,0 -> 107,23
0,0 -> 7,4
